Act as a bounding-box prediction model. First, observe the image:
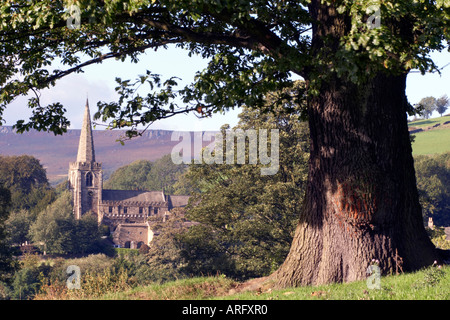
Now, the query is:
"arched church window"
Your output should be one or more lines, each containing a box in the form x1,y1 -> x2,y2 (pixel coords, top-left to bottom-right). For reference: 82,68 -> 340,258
86,172 -> 93,187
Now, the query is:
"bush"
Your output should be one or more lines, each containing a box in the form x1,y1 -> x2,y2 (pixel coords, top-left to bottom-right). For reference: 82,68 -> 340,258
413,262 -> 446,288
35,254 -> 132,299
0,281 -> 12,300
427,227 -> 450,250
11,255 -> 52,300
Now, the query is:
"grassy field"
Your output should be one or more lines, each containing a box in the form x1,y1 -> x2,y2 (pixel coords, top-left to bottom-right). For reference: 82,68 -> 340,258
409,115 -> 450,155
409,115 -> 450,128
99,265 -> 450,300
411,129 -> 450,155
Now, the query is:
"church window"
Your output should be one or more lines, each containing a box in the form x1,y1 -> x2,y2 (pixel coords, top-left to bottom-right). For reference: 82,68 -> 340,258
154,208 -> 158,215
109,206 -> 113,213
86,172 -> 93,187
139,207 -> 143,214
124,207 -> 128,214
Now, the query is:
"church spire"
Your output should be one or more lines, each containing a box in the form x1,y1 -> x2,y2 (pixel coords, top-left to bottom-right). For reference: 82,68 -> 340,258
76,98 -> 96,163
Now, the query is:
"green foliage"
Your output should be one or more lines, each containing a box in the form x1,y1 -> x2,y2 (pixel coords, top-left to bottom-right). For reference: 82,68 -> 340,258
103,159 -> 153,190
0,281 -> 12,300
417,96 -> 437,119
415,152 -> 450,226
29,191 -> 107,255
0,155 -> 56,214
436,95 -> 449,117
11,254 -> 52,300
427,227 -> 450,250
0,184 -> 18,283
36,254 -> 131,300
1,1 -> 449,134
413,262 -> 446,289
145,154 -> 188,194
138,213 -> 191,283
5,209 -> 36,246
179,84 -> 309,279
104,155 -> 190,194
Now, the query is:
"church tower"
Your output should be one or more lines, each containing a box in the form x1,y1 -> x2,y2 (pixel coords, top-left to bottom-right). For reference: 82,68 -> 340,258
68,99 -> 103,222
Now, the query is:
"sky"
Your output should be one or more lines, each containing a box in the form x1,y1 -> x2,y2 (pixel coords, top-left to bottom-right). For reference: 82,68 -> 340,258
3,46 -> 450,131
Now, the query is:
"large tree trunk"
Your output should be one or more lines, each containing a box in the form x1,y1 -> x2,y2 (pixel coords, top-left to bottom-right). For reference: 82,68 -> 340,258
266,0 -> 444,289
273,72 -> 441,287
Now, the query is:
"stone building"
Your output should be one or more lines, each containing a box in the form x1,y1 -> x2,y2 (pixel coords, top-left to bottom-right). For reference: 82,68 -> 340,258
68,100 -> 189,248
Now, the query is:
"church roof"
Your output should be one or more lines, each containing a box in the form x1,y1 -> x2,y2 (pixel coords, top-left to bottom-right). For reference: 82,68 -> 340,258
102,189 -> 166,204
168,195 -> 190,207
76,99 -> 96,163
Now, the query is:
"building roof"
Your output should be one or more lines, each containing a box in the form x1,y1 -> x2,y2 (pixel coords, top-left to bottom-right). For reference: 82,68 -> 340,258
168,195 -> 190,207
102,189 -> 166,204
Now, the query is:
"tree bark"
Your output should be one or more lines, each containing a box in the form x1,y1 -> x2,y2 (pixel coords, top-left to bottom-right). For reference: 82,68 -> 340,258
273,72 -> 441,287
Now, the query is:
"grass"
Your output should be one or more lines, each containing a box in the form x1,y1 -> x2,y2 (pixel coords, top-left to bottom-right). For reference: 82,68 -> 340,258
409,115 -> 450,128
98,265 -> 450,300
411,128 -> 450,155
101,276 -> 237,300
408,115 -> 450,155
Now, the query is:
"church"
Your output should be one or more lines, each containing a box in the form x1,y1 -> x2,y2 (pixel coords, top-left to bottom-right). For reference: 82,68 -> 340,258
68,100 -> 190,249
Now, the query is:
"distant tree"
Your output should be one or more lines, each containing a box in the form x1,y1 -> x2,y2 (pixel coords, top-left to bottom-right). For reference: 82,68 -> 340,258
29,191 -> 75,255
415,153 -> 450,227
103,160 -> 153,190
0,155 -> 56,214
29,191 -> 104,255
180,84 -> 310,279
5,209 -> 36,245
11,254 -> 52,300
0,184 -> 18,283
436,95 -> 449,117
145,154 -> 188,194
418,96 -> 437,119
141,214 -> 189,283
103,155 -> 190,194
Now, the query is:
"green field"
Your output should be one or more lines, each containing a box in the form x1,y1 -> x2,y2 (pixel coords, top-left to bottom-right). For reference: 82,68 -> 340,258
409,116 -> 450,155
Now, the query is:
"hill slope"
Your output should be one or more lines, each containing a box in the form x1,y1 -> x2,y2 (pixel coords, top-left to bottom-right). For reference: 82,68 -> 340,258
0,126 -> 190,184
409,115 -> 450,155
2,115 -> 448,184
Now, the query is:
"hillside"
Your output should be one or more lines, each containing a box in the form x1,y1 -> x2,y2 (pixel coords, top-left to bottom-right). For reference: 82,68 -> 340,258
409,115 -> 450,155
0,126 -> 192,185
1,115 -> 448,184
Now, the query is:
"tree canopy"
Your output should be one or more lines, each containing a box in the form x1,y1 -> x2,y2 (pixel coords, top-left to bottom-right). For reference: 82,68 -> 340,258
180,85 -> 310,279
0,155 -> 55,214
1,0 -> 449,135
29,191 -> 107,255
415,152 -> 450,227
2,0 -> 450,287
0,184 -> 18,283
436,95 -> 449,117
103,155 -> 188,194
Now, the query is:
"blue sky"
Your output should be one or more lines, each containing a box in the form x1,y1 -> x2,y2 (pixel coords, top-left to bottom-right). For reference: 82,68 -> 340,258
3,47 -> 450,131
